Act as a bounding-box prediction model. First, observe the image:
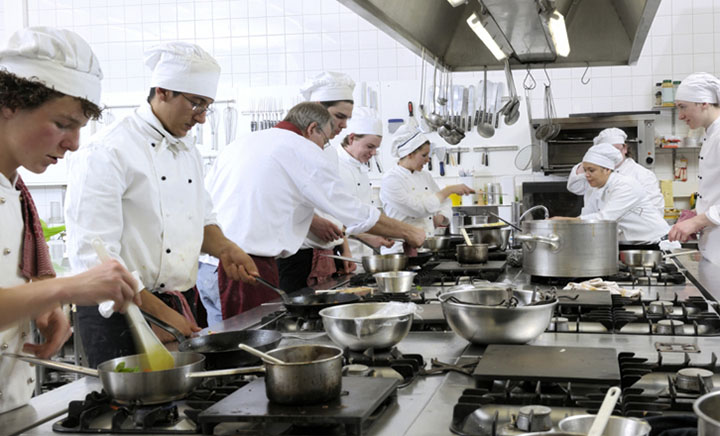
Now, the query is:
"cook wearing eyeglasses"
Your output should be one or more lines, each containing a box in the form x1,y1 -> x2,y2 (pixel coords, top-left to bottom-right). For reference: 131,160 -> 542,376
65,42 -> 258,367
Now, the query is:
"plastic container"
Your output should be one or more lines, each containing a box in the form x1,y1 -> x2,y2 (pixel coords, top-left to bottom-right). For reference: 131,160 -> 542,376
673,80 -> 681,102
654,82 -> 662,106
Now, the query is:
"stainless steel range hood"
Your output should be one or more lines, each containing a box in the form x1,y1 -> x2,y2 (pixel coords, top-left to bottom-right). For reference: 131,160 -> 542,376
337,0 -> 661,70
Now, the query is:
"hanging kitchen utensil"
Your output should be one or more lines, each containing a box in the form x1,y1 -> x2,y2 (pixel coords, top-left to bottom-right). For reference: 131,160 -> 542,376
503,60 -> 521,126
92,238 -> 175,372
426,58 -> 445,128
224,104 -> 238,145
195,123 -> 204,145
467,85 -> 475,132
477,66 -> 495,138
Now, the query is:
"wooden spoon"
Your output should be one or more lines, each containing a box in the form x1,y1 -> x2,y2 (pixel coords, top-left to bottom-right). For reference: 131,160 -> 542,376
92,238 -> 174,372
237,343 -> 285,365
460,227 -> 473,246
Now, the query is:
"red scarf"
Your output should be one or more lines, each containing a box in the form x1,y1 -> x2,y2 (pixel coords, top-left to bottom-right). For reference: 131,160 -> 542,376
16,176 -> 55,279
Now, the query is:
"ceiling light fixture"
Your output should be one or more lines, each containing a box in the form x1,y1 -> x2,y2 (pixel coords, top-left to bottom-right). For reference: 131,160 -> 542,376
446,0 -> 468,6
467,12 -> 508,61
547,9 -> 570,57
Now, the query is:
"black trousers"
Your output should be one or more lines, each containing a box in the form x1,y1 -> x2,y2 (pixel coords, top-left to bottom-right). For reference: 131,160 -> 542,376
277,248 -> 314,292
76,288 -> 198,368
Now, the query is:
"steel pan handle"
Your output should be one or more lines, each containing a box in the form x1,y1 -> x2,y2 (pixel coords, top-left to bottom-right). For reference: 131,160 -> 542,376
187,365 -> 265,378
514,233 -> 560,250
3,352 -> 99,377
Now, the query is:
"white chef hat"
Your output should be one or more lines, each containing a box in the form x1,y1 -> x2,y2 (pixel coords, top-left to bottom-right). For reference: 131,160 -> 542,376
593,127 -> 627,146
346,106 -> 383,136
582,142 -> 624,170
300,71 -> 355,102
675,72 -> 720,104
145,42 -> 221,100
391,123 -> 430,158
0,26 -> 103,106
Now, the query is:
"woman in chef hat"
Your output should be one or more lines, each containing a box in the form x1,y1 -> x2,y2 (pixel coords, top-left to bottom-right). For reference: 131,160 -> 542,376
0,27 -> 139,414
553,143 -> 669,242
568,127 -> 664,213
380,123 -> 474,254
668,72 -> 720,265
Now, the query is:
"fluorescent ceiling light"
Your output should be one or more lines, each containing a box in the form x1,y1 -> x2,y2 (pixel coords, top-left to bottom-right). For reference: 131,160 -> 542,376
547,10 -> 570,57
466,12 -> 507,61
446,0 -> 467,6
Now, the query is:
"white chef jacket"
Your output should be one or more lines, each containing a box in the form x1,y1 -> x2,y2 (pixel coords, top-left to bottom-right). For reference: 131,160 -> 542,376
696,117 -> 720,265
567,158 -> 664,213
301,144 -> 377,256
65,102 -> 217,292
579,172 -> 669,242
301,145 -> 345,251
0,173 -> 36,414
205,125 -> 381,259
380,164 -> 452,254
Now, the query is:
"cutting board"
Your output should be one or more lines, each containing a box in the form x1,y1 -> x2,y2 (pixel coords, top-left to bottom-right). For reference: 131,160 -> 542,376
473,344 -> 620,384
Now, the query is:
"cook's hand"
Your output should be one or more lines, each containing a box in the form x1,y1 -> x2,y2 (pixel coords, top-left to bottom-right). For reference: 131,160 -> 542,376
65,260 -> 141,310
24,307 -> 71,359
433,214 -> 449,227
309,216 -> 343,243
668,214 -> 711,242
444,184 -> 475,197
150,310 -> 202,343
218,244 -> 259,285
357,234 -> 394,249
404,225 -> 426,248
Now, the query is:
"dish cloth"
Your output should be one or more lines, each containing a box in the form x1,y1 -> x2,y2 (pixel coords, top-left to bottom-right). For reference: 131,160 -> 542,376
563,278 -> 641,298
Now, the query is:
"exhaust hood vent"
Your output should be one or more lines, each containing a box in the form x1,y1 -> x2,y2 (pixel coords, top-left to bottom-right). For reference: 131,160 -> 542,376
337,0 -> 660,70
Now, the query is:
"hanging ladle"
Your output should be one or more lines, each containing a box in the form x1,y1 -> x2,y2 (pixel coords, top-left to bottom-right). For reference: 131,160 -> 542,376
477,65 -> 495,138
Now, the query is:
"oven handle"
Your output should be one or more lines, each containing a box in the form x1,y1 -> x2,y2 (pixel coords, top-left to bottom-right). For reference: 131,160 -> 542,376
514,233 -> 561,251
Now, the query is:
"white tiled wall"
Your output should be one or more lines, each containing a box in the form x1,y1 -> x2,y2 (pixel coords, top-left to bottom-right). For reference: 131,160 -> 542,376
23,0 -> 720,121
16,0 -> 720,218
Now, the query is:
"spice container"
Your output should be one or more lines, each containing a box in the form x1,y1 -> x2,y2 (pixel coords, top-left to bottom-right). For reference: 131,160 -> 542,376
661,80 -> 674,107
654,82 -> 662,107
673,80 -> 681,102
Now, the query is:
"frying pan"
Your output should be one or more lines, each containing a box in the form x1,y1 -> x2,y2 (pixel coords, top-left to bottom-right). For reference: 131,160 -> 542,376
143,313 -> 283,370
256,277 -> 360,318
5,351 -> 262,405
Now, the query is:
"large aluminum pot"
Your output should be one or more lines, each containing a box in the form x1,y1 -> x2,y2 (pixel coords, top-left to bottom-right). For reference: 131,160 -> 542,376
694,390 -> 720,435
559,415 -> 651,436
516,220 -> 618,277
263,345 -> 343,405
438,288 -> 557,344
319,302 -> 414,350
456,243 -> 488,263
362,254 -> 408,273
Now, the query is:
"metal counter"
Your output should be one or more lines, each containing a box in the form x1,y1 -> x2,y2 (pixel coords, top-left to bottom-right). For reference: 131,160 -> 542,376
9,254 -> 720,436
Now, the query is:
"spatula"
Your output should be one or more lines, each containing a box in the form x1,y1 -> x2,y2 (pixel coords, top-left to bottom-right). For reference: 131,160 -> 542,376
92,238 -> 175,372
588,386 -> 621,436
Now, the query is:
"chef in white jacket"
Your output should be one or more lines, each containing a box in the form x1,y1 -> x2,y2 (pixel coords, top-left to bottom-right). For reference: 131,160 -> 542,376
668,72 -> 720,265
206,102 -> 425,318
380,124 -> 474,254
0,27 -> 138,414
554,143 -> 669,242
65,42 -> 258,367
567,128 -> 664,213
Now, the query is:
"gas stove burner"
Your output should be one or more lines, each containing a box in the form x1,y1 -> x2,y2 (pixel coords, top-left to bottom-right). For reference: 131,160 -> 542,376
656,319 -> 685,335
675,368 -> 715,393
515,405 -> 553,432
648,300 -> 674,315
549,317 -> 570,332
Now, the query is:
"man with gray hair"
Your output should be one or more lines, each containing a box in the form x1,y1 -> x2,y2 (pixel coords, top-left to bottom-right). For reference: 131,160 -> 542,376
205,102 -> 425,318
